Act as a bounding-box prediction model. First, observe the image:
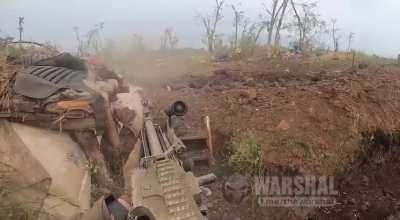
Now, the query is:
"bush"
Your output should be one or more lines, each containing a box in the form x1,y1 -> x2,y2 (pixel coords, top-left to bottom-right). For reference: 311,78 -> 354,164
225,135 -> 264,176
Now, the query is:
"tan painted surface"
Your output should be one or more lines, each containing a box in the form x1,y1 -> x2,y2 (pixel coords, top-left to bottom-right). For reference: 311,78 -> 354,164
0,120 -> 51,214
10,122 -> 91,218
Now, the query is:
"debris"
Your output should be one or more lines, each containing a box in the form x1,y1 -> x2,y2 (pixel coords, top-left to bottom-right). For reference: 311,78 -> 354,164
96,79 -> 119,94
214,69 -> 227,75
222,213 -> 241,220
197,173 -> 217,186
388,213 -> 400,220
222,174 -> 250,204
277,120 -> 290,130
188,78 -> 208,89
361,175 -> 369,186
200,187 -> 212,196
358,63 -> 368,69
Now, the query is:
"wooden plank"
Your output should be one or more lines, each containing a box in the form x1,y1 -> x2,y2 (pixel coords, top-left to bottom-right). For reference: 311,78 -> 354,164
204,116 -> 215,166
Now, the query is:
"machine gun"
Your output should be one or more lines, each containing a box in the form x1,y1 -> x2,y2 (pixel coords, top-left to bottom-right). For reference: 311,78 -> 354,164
129,101 -> 206,220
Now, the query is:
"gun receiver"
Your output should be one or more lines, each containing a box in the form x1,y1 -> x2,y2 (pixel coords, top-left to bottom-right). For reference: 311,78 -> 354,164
129,101 -> 205,220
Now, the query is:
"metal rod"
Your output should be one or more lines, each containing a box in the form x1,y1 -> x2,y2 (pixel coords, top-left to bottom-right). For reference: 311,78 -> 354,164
156,126 -> 167,152
141,130 -> 150,158
161,128 -> 171,147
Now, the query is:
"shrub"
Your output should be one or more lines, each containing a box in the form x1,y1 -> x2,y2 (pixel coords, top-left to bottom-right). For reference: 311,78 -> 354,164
226,135 -> 264,176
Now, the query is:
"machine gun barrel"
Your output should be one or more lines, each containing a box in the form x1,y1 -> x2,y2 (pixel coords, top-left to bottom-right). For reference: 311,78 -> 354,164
130,101 -> 206,220
144,117 -> 163,156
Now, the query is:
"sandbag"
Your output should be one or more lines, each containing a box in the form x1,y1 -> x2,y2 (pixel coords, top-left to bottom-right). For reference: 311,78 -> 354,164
0,121 -> 91,219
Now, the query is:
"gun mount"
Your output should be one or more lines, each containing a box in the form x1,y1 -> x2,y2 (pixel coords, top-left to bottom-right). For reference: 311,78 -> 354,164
129,101 -> 206,220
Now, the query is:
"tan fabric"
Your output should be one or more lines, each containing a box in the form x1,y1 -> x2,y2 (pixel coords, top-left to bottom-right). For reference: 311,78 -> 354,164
12,122 -> 91,211
40,196 -> 88,220
0,121 -> 90,219
72,197 -> 112,220
0,120 -> 51,219
123,140 -> 141,192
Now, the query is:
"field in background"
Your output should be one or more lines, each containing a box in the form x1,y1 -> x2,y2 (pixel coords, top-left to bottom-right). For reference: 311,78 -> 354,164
97,42 -> 397,87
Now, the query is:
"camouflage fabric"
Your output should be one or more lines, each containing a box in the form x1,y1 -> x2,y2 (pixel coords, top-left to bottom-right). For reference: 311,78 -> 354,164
14,65 -> 88,99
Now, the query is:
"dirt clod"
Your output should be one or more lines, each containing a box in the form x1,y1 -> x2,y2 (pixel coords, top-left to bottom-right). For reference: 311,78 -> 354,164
222,174 -> 250,204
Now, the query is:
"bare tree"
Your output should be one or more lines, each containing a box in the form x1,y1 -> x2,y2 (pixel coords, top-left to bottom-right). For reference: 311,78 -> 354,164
261,0 -> 296,47
274,0 -> 290,46
263,0 -> 281,46
229,4 -> 268,53
290,0 -> 325,51
250,21 -> 269,45
231,4 -> 244,49
160,28 -> 179,51
237,20 -> 268,55
347,32 -> 355,52
160,30 -> 168,51
73,26 -> 84,56
86,22 -> 104,54
199,0 -> 225,52
132,33 -> 146,53
331,19 -> 340,52
74,23 -> 104,57
291,1 -> 303,50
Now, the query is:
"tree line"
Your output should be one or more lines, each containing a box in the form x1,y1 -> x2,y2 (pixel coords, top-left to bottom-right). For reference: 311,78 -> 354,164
198,0 -> 355,55
1,1 -> 356,57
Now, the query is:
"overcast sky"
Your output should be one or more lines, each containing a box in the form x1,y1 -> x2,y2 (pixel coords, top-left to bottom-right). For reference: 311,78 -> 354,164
1,0 -> 399,57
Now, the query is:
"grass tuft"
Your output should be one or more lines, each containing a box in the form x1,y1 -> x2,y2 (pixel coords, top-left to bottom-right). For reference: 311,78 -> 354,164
225,135 -> 264,177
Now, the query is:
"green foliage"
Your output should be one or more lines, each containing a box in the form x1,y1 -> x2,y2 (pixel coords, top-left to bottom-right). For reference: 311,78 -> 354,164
225,135 -> 264,176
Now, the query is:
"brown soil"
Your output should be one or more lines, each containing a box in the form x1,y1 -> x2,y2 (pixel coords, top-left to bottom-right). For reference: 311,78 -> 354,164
145,54 -> 400,219
148,56 -> 400,175
310,129 -> 400,220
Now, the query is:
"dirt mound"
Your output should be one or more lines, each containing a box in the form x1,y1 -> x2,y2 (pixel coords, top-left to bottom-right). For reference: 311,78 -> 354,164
145,59 -> 400,219
310,129 -> 400,219
148,59 -> 400,175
